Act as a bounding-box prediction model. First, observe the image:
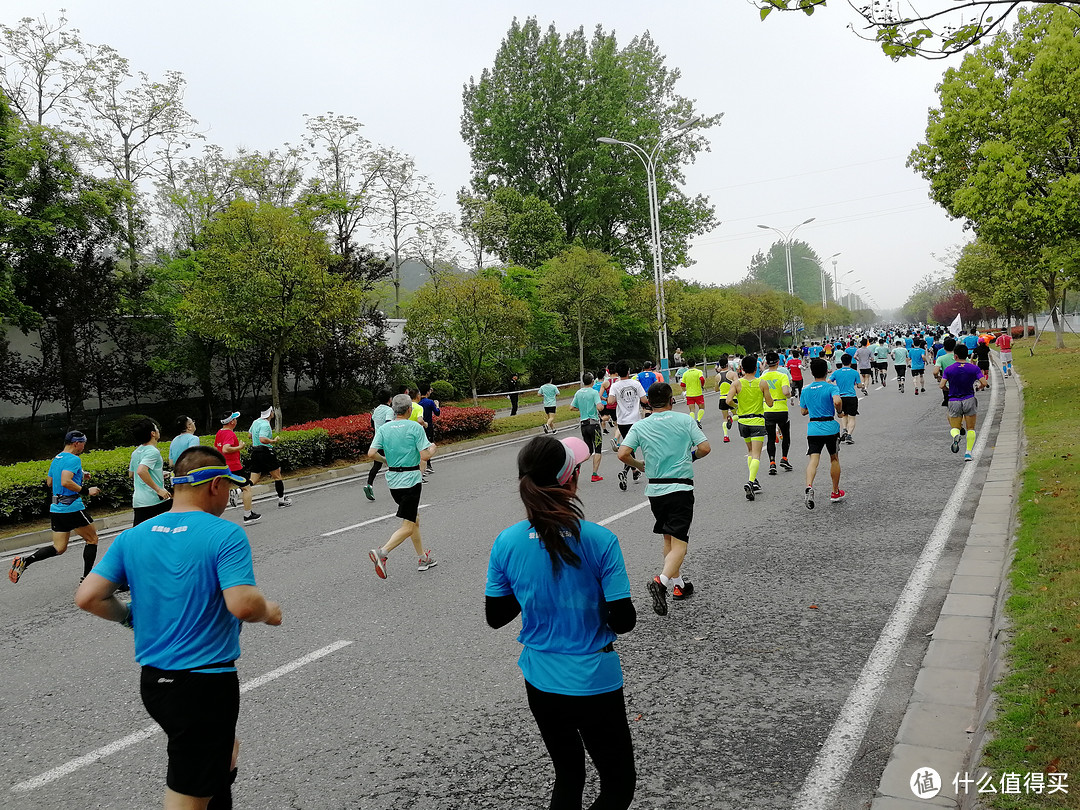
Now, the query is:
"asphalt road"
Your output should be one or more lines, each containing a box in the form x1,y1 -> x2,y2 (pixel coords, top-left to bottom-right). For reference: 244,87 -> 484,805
0,374 -> 1001,810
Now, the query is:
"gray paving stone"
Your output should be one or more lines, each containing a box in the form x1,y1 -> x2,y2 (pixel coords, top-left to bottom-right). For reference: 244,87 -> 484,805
877,744 -> 967,802
941,593 -> 996,618
896,701 -> 977,751
961,545 -> 1006,563
924,639 -> 987,671
954,559 -> 1005,578
966,533 -> 1008,548
931,614 -> 993,642
949,575 -> 1002,596
912,666 -> 981,708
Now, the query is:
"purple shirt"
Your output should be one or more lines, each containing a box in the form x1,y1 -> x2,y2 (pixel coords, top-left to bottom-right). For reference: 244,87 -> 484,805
942,361 -> 984,401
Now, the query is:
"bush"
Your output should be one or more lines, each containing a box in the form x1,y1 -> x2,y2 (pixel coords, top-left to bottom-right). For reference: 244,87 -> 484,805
430,380 -> 456,402
253,428 -> 328,471
286,396 -> 321,425
100,413 -> 154,449
1009,325 -> 1037,338
286,415 -> 373,461
433,406 -> 496,439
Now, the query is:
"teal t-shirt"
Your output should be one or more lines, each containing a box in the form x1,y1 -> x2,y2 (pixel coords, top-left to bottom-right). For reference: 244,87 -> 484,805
571,387 -> 602,422
370,419 -> 432,489
129,444 -> 165,508
249,418 -> 273,451
168,433 -> 200,467
371,404 -> 395,429
538,384 -> 559,408
873,344 -> 889,361
891,346 -> 909,365
621,410 -> 707,497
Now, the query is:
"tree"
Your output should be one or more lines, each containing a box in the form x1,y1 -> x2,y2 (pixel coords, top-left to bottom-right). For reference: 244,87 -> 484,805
180,200 -> 366,426
154,143 -> 244,251
675,286 -> 740,367
755,0 -> 1080,60
909,5 -> 1080,346
932,290 -> 978,326
745,241 -> 833,305
462,18 -> 719,274
537,247 -> 625,376
0,11 -> 93,125
405,274 -> 531,403
459,187 -> 565,269
736,283 -> 786,351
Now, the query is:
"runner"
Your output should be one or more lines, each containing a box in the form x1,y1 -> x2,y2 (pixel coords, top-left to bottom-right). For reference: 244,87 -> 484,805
785,350 -> 805,403
570,372 -> 605,482
995,330 -> 1014,378
419,384 -> 441,473
75,445 -> 282,810
873,337 -> 890,387
854,338 -> 874,395
168,415 -> 200,468
9,430 -> 102,585
539,375 -> 560,435
933,337 -> 957,408
486,435 -> 636,810
600,366 -> 618,435
363,390 -> 395,502
726,355 -> 774,501
247,406 -> 293,508
679,360 -> 706,424
828,353 -> 863,444
909,338 -> 928,395
760,352 -> 793,476
715,354 -> 738,443
941,343 -> 988,462
618,381 -> 710,616
890,339 -> 909,395
607,361 -> 648,490
128,418 -> 172,526
214,411 -> 260,525
801,358 -> 845,508
366,394 -> 438,577
962,328 -> 980,354
973,336 -> 992,389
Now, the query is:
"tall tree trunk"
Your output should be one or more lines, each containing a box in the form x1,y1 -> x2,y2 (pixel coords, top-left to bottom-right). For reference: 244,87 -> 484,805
577,313 -> 585,378
271,349 -> 284,427
53,320 -> 85,417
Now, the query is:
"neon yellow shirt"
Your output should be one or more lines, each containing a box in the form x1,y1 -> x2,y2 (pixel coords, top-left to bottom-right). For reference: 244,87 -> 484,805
760,370 -> 789,413
409,402 -> 424,423
734,376 -> 766,425
681,368 -> 705,397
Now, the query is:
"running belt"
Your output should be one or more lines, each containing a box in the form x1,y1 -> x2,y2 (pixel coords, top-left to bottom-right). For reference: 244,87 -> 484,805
387,465 -> 421,472
809,416 -> 835,422
649,477 -> 693,485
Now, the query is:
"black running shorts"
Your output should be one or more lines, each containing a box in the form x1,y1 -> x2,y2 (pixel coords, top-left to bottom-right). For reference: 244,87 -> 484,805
580,422 -> 602,455
50,510 -> 93,533
140,667 -> 239,798
806,433 -> 840,456
617,423 -> 635,439
544,406 -> 557,415
390,482 -> 422,522
648,489 -> 694,542
738,422 -> 767,440
894,365 -> 907,378
248,447 -> 280,475
841,396 -> 860,417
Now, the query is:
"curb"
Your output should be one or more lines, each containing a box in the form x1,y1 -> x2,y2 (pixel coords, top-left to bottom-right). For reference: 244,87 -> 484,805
0,416 -> 581,557
871,366 -> 1022,808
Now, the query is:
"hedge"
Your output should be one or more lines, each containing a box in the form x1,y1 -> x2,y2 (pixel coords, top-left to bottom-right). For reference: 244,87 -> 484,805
286,405 -> 496,455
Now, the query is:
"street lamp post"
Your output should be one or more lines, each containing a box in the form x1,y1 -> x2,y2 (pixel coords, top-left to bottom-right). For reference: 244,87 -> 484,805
598,115 -> 715,371
758,218 -> 815,346
801,251 -> 841,337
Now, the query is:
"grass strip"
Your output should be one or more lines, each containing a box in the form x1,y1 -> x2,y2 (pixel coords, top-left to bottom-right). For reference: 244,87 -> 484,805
983,335 -> 1080,809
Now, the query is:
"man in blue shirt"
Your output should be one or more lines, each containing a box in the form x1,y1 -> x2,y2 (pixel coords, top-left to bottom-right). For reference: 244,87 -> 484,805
248,406 -> 292,509
364,389 -> 396,502
76,445 -> 282,810
419,384 -> 442,474
10,430 -> 103,586
828,353 -> 863,444
801,358 -> 845,508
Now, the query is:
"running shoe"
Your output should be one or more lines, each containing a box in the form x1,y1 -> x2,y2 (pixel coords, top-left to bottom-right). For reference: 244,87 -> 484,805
744,482 -> 755,501
914,389 -> 919,396
805,487 -> 815,510
632,469 -> 641,482
845,435 -> 855,444
610,437 -> 621,452
751,480 -> 762,492
363,484 -> 375,502
922,387 -> 926,392
672,581 -> 694,601
648,576 -> 668,616
369,549 -> 388,579
779,457 -> 793,471
618,469 -> 628,491
723,436 -> 730,443
8,556 -> 25,584
228,489 -> 239,508
278,496 -> 293,508
591,473 -> 603,482
768,461 -> 777,476
726,416 -> 733,429
551,428 -> 558,435
950,435 -> 961,454
965,453 -> 973,462
839,431 -> 849,443
830,489 -> 846,503
242,512 -> 262,525
542,425 -> 550,434
418,551 -> 438,571
421,473 -> 429,484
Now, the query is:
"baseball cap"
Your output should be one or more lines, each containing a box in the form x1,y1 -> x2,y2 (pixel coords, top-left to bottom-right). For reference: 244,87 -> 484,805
65,430 -> 88,444
557,437 -> 592,485
219,411 -> 240,425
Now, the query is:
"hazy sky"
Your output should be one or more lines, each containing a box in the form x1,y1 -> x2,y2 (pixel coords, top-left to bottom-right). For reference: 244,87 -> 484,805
5,0 -> 972,309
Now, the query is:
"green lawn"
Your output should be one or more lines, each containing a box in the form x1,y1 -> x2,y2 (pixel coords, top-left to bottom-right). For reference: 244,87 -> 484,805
983,334 -> 1080,809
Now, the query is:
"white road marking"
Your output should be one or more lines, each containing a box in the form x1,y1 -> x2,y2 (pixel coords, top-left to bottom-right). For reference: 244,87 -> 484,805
598,501 -> 651,526
321,505 -> 430,536
793,368 -> 1001,809
10,640 -> 354,794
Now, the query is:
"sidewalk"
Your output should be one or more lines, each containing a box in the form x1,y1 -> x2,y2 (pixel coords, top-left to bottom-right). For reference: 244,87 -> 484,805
871,370 -> 1023,808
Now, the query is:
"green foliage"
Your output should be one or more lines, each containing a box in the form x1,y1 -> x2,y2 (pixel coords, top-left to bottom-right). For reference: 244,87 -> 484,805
745,241 -> 833,305
430,380 -> 456,401
461,18 -> 719,273
99,413 -> 154,449
459,187 -> 565,269
266,428 -> 328,470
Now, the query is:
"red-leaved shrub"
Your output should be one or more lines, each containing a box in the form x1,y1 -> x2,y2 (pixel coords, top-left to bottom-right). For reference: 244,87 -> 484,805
432,406 -> 496,439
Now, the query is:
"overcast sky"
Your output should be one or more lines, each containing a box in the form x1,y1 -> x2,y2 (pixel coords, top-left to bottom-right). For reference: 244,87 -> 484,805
6,0 -> 972,310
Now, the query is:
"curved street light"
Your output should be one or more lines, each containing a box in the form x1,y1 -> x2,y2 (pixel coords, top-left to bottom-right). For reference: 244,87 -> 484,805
758,218 -> 815,346
802,252 -> 841,338
598,114 -> 718,370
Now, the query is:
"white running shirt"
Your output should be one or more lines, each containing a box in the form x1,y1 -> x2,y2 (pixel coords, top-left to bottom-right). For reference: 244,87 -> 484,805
609,378 -> 647,425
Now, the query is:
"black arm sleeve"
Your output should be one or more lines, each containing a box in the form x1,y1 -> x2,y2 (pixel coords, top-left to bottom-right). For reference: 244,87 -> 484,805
485,594 -> 522,629
605,597 -> 636,634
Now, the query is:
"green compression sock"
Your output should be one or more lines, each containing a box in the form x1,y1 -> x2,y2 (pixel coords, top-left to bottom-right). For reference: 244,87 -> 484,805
966,429 -> 976,453
748,457 -> 760,482
950,427 -> 961,439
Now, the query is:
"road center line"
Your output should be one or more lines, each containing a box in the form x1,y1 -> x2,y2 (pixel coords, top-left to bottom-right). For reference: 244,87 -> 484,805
10,640 -> 354,794
794,370 -> 1001,809
598,501 -> 651,526
321,505 -> 430,536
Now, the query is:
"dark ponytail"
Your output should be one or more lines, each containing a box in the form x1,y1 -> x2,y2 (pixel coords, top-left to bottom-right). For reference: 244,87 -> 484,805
517,436 -> 583,574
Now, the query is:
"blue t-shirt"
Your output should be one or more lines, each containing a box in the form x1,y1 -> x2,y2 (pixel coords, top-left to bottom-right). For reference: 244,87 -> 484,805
910,348 -> 926,370
801,381 -> 841,436
419,397 -> 440,425
844,346 -> 857,358
485,519 -> 631,696
93,511 -> 256,671
249,418 -> 273,451
538,383 -> 559,407
828,367 -> 861,398
48,452 -> 85,513
636,371 -> 659,392
129,444 -> 165,508
962,334 -> 979,351
571,386 -> 603,422
168,433 -> 200,467
809,345 -> 822,358
905,337 -> 914,350
622,410 -> 707,497
370,419 -> 432,489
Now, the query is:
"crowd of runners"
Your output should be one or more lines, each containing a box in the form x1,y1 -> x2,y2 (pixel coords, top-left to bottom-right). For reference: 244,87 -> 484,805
4,331 -> 1010,810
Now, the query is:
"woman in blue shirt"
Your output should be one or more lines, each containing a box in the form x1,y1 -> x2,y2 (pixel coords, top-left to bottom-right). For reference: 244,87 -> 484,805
486,435 -> 637,809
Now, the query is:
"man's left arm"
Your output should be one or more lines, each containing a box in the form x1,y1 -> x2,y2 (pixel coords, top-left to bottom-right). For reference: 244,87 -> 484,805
75,574 -> 132,626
